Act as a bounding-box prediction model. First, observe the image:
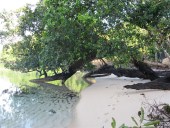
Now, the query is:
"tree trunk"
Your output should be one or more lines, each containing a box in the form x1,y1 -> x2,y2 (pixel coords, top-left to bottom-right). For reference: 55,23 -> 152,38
84,64 -> 113,78
124,76 -> 170,90
43,69 -> 48,78
132,59 -> 159,80
144,60 -> 168,69
30,51 -> 96,84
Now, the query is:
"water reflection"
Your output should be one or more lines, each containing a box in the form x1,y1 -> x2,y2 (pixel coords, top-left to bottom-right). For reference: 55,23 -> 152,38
0,77 -> 79,128
0,78 -> 21,114
0,68 -> 92,128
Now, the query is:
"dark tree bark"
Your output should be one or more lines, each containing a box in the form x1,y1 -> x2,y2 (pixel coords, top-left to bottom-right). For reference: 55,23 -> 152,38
132,59 -> 159,80
84,64 -> 113,78
124,62 -> 170,90
113,68 -> 148,79
124,76 -> 170,90
43,69 -> 48,78
84,59 -> 160,80
156,71 -> 170,77
84,60 -> 170,90
84,64 -> 155,80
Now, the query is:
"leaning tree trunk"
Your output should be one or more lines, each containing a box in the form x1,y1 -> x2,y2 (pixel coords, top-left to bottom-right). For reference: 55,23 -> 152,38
132,59 -> 159,80
30,51 -> 97,84
43,69 -> 48,78
124,59 -> 170,90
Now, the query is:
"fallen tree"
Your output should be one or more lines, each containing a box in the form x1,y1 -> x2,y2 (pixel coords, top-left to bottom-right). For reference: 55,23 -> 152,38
85,59 -> 161,80
124,76 -> 170,90
84,65 -> 148,79
31,58 -> 170,91
84,60 -> 170,90
123,60 -> 170,90
132,59 -> 159,80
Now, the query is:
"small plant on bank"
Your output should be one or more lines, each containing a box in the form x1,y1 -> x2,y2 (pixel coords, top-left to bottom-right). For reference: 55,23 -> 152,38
147,103 -> 170,127
111,107 -> 160,128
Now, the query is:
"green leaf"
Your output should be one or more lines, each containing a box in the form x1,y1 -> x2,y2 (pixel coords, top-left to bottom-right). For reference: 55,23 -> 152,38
143,120 -> 160,126
140,107 -> 144,123
119,124 -> 129,128
131,117 -> 138,126
111,118 -> 116,128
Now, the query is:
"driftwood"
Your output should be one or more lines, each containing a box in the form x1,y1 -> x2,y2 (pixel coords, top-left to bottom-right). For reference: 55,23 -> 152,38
132,59 -> 159,80
123,60 -> 170,90
84,64 -> 143,78
84,65 -> 113,78
124,76 -> 170,90
155,70 -> 170,77
84,61 -> 170,90
113,68 -> 148,79
84,65 -> 162,80
86,59 -> 160,80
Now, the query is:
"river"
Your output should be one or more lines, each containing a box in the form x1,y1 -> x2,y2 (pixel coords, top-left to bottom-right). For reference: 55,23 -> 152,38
0,67 -> 89,128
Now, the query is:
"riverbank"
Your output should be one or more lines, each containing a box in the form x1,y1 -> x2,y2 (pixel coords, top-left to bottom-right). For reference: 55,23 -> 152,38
70,75 -> 170,128
0,77 -> 78,128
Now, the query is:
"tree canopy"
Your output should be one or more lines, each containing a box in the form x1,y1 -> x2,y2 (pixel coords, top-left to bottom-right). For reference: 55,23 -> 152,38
0,0 -> 170,80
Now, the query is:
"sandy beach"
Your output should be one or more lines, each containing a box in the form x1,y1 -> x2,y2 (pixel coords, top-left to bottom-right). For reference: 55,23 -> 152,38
1,75 -> 170,128
70,75 -> 170,128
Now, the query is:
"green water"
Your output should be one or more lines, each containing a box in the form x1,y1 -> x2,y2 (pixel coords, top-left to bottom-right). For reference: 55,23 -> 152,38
0,64 -> 94,128
0,65 -> 90,93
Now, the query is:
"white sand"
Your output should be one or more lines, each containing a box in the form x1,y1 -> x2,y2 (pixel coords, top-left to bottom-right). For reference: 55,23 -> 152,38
70,75 -> 170,128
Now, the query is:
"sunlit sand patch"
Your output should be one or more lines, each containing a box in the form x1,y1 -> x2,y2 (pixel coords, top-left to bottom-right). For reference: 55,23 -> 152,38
70,75 -> 170,128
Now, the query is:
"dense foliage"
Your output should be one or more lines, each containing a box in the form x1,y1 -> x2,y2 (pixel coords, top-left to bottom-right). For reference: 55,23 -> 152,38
0,0 -> 170,77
